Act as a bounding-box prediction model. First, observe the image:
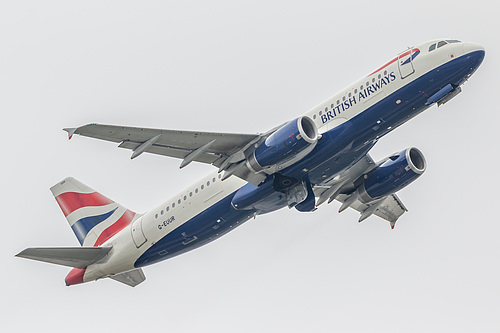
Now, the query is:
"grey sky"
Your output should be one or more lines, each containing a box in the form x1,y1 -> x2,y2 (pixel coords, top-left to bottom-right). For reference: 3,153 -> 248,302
2,1 -> 499,332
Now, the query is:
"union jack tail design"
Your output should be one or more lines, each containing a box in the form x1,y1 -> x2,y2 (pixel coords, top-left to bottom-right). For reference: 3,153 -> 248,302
50,177 -> 136,247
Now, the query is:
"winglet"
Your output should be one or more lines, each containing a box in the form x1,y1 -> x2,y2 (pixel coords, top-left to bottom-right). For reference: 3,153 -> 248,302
63,128 -> 77,140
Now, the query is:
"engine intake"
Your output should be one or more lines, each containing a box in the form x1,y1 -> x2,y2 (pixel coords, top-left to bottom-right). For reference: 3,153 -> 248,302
247,116 -> 319,173
358,148 -> 426,203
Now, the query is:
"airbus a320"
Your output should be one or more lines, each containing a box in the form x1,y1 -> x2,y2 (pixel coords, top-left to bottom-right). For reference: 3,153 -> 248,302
17,39 -> 485,287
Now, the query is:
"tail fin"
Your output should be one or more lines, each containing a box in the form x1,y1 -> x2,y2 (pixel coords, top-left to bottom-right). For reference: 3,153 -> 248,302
51,177 -> 136,247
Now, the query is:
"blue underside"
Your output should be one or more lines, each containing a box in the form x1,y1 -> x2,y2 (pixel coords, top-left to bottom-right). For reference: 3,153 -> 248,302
135,193 -> 252,267
135,50 -> 484,268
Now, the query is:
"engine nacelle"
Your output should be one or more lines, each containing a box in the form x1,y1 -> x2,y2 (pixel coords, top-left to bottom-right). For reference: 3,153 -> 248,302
247,116 -> 319,173
357,148 -> 426,203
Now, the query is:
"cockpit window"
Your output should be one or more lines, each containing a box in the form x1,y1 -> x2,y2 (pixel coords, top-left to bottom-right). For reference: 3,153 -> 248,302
430,40 -> 461,52
437,41 -> 448,48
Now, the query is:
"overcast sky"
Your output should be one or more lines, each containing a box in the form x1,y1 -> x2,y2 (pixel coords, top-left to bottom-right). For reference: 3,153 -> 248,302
2,1 -> 499,332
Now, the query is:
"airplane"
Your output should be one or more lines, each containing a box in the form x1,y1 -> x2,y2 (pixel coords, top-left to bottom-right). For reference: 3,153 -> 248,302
17,39 -> 485,287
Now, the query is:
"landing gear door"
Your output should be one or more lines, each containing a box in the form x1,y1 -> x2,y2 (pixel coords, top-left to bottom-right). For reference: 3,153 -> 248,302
398,49 -> 415,79
131,216 -> 147,248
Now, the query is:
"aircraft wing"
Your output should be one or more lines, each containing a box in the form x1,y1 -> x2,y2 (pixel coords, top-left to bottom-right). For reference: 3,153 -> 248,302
66,123 -> 261,165
313,153 -> 408,227
66,123 -> 274,183
65,123 -> 285,185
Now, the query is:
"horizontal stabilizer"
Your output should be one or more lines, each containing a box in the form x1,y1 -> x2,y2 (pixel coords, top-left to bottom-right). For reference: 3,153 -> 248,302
109,268 -> 146,287
16,247 -> 112,268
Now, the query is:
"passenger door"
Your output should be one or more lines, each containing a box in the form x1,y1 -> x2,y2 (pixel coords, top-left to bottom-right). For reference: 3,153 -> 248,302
398,49 -> 415,79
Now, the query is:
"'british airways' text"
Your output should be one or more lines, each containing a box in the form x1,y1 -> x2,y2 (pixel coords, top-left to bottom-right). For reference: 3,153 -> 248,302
321,72 -> 397,123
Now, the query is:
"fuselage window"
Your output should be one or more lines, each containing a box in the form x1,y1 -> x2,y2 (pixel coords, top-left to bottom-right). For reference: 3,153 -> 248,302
213,177 -> 216,182
183,195 -> 187,201
437,41 -> 448,48
155,214 -> 158,219
201,185 -> 204,190
336,100 -> 340,105
348,92 -> 352,98
218,174 -> 221,179
189,192 -> 192,197
178,199 -> 181,204
319,110 -> 322,116
195,188 -> 199,193
313,114 -> 316,119
161,210 -> 164,215
360,85 -> 363,90
330,104 -> 334,108
378,74 -> 381,79
384,70 -> 387,76
354,89 -> 357,94
324,107 -> 328,112
342,96 -> 346,101
429,43 -> 436,52
172,203 -> 175,208
372,78 -> 375,83
207,181 -> 210,186
366,81 -> 369,86
167,206 -> 169,212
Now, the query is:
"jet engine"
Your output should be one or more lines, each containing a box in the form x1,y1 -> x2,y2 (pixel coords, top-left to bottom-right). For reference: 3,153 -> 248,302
357,148 -> 426,203
247,116 -> 319,174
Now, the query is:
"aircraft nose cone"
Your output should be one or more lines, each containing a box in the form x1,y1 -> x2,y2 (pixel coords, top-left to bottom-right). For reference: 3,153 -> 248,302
462,42 -> 485,55
460,42 -> 485,77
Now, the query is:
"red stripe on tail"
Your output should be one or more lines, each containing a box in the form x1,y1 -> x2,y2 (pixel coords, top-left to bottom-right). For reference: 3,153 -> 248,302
93,210 -> 136,247
55,192 -> 114,217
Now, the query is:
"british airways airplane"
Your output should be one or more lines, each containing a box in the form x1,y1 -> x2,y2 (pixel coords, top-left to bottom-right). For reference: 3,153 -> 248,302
17,39 -> 485,287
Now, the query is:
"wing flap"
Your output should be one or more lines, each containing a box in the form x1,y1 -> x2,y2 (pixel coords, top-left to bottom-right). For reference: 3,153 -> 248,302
16,247 -> 112,268
118,141 -> 221,164
374,194 -> 408,222
336,194 -> 407,223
